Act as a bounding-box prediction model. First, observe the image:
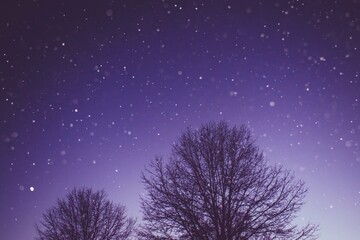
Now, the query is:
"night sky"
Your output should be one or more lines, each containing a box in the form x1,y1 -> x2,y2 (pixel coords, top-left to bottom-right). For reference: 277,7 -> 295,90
1,0 -> 359,239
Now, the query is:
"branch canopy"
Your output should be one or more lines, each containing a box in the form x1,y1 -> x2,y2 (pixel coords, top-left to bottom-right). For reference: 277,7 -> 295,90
36,187 -> 135,240
140,121 -> 318,240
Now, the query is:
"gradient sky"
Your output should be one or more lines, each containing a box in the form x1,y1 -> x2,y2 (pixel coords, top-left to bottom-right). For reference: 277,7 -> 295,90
1,0 -> 359,239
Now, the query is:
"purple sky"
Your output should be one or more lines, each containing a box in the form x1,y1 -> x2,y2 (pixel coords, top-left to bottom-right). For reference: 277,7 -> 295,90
1,1 -> 359,239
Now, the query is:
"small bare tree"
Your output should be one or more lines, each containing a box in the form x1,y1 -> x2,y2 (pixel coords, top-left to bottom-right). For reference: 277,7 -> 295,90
35,187 -> 135,240
139,122 -> 318,240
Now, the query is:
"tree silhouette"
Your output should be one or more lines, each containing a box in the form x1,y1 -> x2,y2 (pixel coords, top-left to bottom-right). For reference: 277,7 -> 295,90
139,122 -> 318,240
35,187 -> 135,240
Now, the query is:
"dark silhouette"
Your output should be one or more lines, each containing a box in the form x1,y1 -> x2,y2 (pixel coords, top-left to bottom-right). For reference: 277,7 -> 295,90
35,187 -> 135,240
139,122 -> 318,240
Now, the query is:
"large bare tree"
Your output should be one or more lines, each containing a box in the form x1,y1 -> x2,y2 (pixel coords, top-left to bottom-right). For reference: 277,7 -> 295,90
139,122 -> 318,240
35,187 -> 135,240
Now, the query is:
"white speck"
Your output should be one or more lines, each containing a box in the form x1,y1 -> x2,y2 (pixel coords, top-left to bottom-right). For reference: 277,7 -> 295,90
106,9 -> 113,17
319,56 -> 326,61
177,70 -> 183,76
269,101 -> 276,107
30,186 -> 35,192
11,132 -> 18,138
345,141 -> 352,148
229,91 -> 238,96
74,108 -> 78,113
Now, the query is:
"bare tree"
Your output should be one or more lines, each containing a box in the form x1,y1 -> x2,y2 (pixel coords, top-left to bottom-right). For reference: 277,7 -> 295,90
139,122 -> 318,240
35,187 -> 136,240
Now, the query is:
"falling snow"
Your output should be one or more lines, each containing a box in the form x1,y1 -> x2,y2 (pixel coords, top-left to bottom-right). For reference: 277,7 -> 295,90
0,1 -> 359,240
